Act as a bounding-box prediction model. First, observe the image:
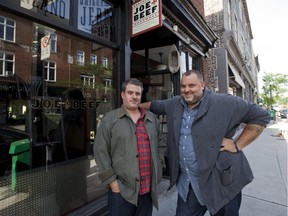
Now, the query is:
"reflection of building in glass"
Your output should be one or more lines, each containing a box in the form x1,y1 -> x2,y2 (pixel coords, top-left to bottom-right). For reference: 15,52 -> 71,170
103,78 -> 112,93
81,73 -> 95,88
92,7 -> 113,41
78,0 -> 112,34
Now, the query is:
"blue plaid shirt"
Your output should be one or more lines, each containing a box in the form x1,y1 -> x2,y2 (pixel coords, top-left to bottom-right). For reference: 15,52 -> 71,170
176,99 -> 204,205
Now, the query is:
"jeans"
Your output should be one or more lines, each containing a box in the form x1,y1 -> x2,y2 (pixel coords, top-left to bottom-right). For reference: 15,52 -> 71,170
176,185 -> 242,216
108,189 -> 153,216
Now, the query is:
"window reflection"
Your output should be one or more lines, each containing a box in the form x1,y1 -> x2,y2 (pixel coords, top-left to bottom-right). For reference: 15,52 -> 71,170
77,51 -> 85,66
0,16 -> 15,42
0,19 -> 115,174
0,1 -> 117,215
77,1 -> 115,42
0,52 -> 15,76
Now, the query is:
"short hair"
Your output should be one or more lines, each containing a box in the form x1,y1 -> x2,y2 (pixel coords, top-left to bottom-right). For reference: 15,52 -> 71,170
182,70 -> 203,81
121,78 -> 143,92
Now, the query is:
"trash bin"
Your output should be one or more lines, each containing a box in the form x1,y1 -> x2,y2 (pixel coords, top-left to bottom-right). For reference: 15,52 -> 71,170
9,138 -> 30,191
269,109 -> 276,121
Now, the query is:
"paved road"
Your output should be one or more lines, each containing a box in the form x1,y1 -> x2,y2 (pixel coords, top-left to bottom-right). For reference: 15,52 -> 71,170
153,119 -> 288,216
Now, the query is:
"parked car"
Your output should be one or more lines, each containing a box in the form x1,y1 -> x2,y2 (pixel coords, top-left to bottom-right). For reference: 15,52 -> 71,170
279,108 -> 288,119
0,127 -> 31,177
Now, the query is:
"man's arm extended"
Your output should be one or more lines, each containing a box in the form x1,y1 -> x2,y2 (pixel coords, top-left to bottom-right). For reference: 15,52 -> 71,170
139,102 -> 152,110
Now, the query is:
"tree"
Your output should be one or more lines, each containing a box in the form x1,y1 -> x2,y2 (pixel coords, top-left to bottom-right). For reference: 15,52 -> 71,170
260,72 -> 288,108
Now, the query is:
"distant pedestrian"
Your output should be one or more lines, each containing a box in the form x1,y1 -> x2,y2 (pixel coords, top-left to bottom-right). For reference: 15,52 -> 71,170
140,70 -> 270,215
94,78 -> 166,216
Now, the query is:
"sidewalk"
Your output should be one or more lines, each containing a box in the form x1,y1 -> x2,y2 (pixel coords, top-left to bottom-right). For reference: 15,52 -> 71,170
154,120 -> 288,216
240,119 -> 287,216
269,117 -> 288,140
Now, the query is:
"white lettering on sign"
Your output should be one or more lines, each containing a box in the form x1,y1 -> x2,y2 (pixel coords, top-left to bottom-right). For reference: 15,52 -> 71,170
78,0 -> 111,33
20,0 -> 70,20
131,0 -> 162,37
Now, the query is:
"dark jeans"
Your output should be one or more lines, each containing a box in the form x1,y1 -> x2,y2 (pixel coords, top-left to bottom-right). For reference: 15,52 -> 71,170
176,186 -> 242,216
108,189 -> 153,216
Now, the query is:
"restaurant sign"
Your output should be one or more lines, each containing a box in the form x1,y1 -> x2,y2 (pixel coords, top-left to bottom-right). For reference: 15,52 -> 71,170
131,0 -> 162,37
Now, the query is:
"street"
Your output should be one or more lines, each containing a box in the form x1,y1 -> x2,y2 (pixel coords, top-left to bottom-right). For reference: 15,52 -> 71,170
153,118 -> 288,216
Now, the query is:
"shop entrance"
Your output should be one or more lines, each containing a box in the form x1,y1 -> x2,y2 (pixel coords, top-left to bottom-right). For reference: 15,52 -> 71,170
131,44 -> 179,178
130,26 -> 180,102
131,45 -> 175,102
131,45 -> 180,102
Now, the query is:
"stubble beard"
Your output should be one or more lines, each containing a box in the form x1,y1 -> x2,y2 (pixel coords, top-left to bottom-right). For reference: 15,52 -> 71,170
184,95 -> 202,108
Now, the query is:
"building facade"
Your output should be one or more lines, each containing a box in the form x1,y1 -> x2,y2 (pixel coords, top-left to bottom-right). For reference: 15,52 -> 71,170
204,0 -> 259,102
0,0 -> 217,215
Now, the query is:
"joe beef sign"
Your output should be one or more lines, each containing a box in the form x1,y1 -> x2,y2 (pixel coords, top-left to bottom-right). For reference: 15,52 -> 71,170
131,0 -> 162,37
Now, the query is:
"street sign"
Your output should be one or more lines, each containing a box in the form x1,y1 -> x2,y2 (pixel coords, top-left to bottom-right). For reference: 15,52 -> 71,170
41,35 -> 51,60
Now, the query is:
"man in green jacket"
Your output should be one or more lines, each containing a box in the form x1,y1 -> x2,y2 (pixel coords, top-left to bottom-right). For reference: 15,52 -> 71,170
94,78 -> 166,216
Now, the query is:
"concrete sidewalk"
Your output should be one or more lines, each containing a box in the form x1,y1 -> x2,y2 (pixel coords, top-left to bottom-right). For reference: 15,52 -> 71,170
154,120 -> 288,216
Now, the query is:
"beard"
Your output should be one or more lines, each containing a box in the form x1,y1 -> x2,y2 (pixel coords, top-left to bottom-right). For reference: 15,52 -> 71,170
183,94 -> 203,108
186,98 -> 200,106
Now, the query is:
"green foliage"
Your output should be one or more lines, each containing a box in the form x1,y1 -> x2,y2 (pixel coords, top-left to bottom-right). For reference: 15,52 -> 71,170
77,63 -> 112,77
260,72 -> 288,107
55,63 -> 112,90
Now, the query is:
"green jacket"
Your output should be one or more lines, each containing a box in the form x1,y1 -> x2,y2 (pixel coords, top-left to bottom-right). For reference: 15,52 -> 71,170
94,106 -> 166,209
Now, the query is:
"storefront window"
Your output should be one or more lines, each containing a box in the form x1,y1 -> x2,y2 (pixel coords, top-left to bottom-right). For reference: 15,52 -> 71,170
0,19 -> 116,153
0,3 -> 116,214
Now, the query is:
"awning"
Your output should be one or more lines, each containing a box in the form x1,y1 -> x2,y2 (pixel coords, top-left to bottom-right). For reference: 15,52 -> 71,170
229,65 -> 245,89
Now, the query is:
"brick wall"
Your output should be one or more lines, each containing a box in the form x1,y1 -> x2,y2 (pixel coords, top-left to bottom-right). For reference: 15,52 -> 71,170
0,10 -> 33,84
0,9 -> 114,91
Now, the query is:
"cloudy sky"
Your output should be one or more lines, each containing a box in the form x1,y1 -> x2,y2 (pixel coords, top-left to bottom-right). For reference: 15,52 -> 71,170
246,0 -> 288,89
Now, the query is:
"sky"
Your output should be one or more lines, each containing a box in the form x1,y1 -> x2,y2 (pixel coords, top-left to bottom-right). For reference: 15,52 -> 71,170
246,0 -> 288,90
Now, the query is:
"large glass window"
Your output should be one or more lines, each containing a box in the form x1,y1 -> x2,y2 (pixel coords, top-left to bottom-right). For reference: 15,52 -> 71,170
0,6 -> 116,215
0,16 -> 15,42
